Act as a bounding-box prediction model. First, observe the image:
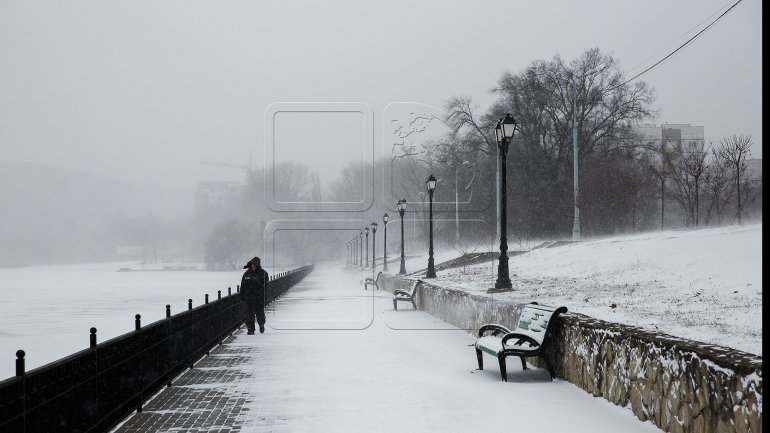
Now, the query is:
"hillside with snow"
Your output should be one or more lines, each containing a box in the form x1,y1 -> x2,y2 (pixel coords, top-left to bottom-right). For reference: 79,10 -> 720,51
425,223 -> 762,355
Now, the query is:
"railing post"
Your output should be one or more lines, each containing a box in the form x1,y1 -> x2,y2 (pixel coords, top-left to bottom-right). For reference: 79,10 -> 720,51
15,350 -> 25,376
189,302 -> 195,369
90,327 -> 97,348
135,314 -> 141,330
205,294 -> 209,304
228,287 -> 231,296
237,285 -> 240,293
188,299 -> 193,310
165,304 -> 173,388
218,290 -> 221,300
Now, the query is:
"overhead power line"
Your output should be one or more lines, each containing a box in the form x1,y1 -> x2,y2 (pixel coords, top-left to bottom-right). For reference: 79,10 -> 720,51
610,0 -> 745,92
623,0 -> 734,77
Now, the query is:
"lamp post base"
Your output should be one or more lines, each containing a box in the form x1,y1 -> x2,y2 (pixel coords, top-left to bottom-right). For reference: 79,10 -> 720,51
571,226 -> 581,242
494,254 -> 512,289
425,257 -> 436,278
494,280 -> 512,289
487,286 -> 514,293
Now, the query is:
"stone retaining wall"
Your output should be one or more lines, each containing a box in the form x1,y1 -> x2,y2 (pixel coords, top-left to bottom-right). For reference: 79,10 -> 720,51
380,275 -> 763,433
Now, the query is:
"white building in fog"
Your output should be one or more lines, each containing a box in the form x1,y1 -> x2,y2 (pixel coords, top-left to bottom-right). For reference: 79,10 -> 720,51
634,123 -> 705,158
194,181 -> 242,210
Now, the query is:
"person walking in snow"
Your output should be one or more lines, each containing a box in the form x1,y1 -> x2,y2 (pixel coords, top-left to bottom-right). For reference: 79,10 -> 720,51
241,256 -> 270,334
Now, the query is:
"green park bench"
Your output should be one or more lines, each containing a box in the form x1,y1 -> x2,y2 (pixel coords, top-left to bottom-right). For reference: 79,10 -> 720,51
393,279 -> 422,311
474,302 -> 567,382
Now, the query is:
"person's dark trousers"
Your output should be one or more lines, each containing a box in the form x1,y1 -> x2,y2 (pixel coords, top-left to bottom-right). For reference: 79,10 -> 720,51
243,298 -> 266,332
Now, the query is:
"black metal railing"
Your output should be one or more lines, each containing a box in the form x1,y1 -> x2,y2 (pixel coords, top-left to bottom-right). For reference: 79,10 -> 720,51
0,264 -> 314,433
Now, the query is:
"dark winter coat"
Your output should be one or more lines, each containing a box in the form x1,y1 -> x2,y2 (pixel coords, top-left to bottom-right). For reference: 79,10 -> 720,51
240,266 -> 269,303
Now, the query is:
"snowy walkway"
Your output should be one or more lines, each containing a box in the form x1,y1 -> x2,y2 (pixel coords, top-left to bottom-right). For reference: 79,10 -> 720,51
111,266 -> 662,433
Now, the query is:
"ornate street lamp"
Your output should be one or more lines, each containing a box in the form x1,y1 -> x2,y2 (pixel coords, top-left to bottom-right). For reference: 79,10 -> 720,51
371,222 -> 378,270
493,113 -> 517,290
426,174 -> 437,278
364,227 -> 370,268
397,199 -> 408,275
382,213 -> 390,272
359,231 -> 363,268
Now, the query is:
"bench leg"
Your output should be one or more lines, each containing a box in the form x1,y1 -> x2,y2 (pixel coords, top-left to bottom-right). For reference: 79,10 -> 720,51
498,356 -> 507,382
411,299 -> 417,310
542,356 -> 556,381
475,348 -> 483,370
393,299 -> 397,310
520,356 -> 528,371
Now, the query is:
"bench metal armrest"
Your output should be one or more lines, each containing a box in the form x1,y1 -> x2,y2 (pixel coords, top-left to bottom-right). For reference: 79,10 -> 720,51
501,332 -> 541,348
477,324 -> 511,338
393,289 -> 412,297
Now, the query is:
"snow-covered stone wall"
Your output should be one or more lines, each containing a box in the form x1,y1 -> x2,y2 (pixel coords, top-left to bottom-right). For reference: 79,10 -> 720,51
380,275 -> 763,433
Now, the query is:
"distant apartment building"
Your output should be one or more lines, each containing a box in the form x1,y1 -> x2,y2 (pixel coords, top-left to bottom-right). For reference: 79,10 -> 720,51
634,123 -> 705,161
194,181 -> 242,211
633,123 -> 705,229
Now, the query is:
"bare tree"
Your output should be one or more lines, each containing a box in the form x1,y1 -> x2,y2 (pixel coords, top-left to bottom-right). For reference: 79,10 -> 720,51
270,161 -> 322,202
702,149 -> 733,225
668,143 -> 708,227
716,134 -> 753,224
681,145 -> 708,226
327,161 -> 366,202
488,48 -> 657,237
649,161 -> 668,230
204,219 -> 251,271
444,96 -> 496,155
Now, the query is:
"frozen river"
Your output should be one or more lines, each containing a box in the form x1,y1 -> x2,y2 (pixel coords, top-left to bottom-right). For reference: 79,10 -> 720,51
0,262 -> 291,378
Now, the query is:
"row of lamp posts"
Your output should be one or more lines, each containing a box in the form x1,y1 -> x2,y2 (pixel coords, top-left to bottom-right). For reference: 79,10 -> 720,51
345,198 -> 409,275
344,113 -> 518,288
342,172 -> 437,279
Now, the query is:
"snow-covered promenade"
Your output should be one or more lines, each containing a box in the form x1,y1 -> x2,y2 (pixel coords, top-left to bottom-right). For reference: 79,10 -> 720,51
111,267 -> 662,433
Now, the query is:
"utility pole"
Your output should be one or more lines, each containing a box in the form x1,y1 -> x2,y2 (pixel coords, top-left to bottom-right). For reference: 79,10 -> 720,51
571,79 -> 581,241
455,162 -> 460,248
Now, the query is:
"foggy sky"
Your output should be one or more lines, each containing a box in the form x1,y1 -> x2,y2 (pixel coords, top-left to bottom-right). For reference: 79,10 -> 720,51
0,0 -> 763,190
